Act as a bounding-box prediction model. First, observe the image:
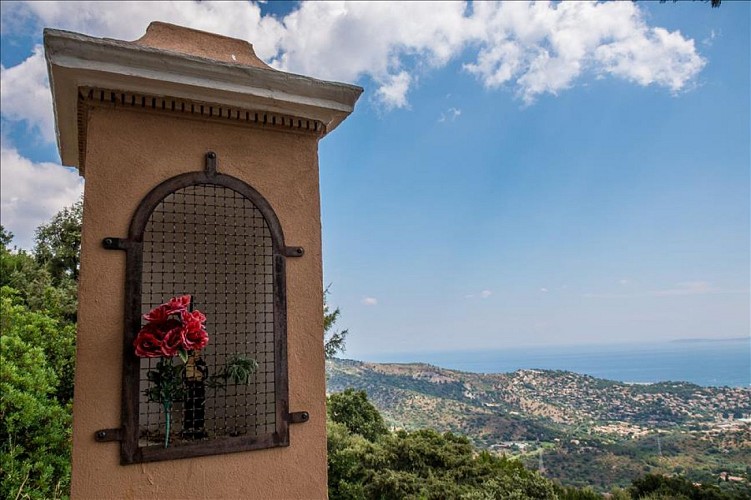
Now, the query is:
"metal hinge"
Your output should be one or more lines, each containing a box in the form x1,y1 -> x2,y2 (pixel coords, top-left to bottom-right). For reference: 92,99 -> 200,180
282,246 -> 304,257
94,427 -> 124,442
102,237 -> 130,251
205,151 -> 217,176
289,411 -> 310,424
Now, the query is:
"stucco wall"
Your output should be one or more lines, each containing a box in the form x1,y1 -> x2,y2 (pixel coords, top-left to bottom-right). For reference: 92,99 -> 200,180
72,104 -> 326,499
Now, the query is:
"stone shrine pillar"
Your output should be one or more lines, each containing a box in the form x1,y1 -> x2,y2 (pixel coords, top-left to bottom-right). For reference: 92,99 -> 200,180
45,22 -> 361,499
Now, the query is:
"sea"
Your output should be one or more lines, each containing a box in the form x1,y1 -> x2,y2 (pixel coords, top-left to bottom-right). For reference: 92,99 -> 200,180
364,338 -> 750,388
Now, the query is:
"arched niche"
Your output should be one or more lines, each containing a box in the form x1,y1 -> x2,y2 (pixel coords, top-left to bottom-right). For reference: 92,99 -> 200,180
108,154 -> 302,464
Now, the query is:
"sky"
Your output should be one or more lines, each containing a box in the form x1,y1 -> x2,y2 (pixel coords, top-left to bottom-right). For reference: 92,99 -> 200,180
1,1 -> 748,360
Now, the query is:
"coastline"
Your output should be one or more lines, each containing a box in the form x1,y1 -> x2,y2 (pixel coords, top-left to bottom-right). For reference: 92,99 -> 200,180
358,338 -> 751,388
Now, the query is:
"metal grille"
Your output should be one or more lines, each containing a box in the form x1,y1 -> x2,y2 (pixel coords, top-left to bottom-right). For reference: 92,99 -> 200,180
138,184 -> 276,448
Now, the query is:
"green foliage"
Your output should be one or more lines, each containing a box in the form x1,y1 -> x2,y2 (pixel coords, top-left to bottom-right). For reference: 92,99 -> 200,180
33,198 -> 82,284
143,357 -> 188,448
0,226 -> 12,247
629,473 -> 740,500
0,287 -> 74,499
225,355 -> 258,385
327,420 -> 372,499
324,286 -> 349,359
328,358 -> 751,492
331,423 -> 561,500
554,484 -> 604,499
206,355 -> 259,389
328,389 -> 389,442
327,389 -> 560,499
0,205 -> 81,499
326,388 -> 747,500
608,489 -> 633,500
1,226 -> 78,324
143,358 -> 186,406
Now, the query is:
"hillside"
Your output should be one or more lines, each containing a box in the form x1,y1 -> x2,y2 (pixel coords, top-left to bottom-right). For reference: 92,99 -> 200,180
327,359 -> 751,492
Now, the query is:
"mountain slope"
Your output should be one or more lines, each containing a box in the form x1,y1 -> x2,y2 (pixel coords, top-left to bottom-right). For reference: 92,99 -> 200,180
326,358 -> 751,491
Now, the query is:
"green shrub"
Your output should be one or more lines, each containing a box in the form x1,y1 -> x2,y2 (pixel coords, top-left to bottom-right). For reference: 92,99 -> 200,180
327,389 -> 559,499
0,287 -> 75,499
328,388 -> 389,442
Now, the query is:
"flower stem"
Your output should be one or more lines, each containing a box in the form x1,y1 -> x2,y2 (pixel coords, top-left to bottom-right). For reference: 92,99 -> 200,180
164,402 -> 171,448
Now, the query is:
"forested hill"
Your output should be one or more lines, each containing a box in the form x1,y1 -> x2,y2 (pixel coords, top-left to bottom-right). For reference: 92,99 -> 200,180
326,358 -> 751,491
327,358 -> 749,432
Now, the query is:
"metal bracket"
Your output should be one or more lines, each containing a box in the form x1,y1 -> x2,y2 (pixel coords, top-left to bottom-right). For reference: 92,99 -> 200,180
205,151 -> 217,176
282,246 -> 304,257
94,427 -> 124,442
289,411 -> 310,424
102,237 -> 129,250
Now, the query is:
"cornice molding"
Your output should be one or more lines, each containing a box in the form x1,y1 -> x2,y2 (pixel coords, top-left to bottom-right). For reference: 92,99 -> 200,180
45,28 -> 363,171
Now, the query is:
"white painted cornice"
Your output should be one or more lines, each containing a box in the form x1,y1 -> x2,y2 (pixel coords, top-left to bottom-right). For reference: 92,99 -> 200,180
44,28 -> 363,170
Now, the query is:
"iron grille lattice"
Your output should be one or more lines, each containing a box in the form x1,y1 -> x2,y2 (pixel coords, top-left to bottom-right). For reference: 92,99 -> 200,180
138,184 -> 276,447
103,155 -> 295,464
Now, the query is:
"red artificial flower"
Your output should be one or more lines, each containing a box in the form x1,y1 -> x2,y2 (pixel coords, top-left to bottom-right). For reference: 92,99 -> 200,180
166,295 -> 192,314
134,324 -> 164,358
143,295 -> 191,323
181,310 -> 209,351
143,304 -> 170,323
134,295 -> 209,359
160,320 -> 184,357
181,309 -> 206,328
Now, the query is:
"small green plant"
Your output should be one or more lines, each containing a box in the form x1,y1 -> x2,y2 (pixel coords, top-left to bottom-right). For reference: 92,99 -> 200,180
206,355 -> 258,388
225,356 -> 258,385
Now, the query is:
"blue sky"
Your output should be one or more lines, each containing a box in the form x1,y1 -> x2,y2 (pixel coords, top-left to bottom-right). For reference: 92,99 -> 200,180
1,1 -> 748,359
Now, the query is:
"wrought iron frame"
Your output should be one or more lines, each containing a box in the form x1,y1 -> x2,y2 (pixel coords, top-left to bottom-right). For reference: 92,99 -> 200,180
98,152 -> 304,464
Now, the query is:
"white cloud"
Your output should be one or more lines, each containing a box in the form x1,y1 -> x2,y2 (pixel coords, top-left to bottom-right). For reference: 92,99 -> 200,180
274,1 -> 470,108
375,71 -> 412,110
0,1 -> 285,147
702,29 -> 719,47
438,107 -> 462,123
540,287 -> 549,293
594,26 -> 705,93
0,145 -> 84,249
362,297 -> 378,306
480,289 -> 492,299
465,1 -> 705,103
0,1 -> 707,140
1,45 -> 55,143
12,1 -> 285,59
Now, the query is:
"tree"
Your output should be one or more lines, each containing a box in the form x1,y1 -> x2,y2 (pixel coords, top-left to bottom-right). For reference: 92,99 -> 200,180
0,226 -> 12,248
329,423 -> 561,499
0,208 -> 81,500
629,473 -> 733,500
0,287 -> 75,499
33,198 -> 82,284
328,389 -> 388,442
324,286 -> 349,359
327,389 -> 560,500
327,420 -> 372,499
1,224 -> 78,325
